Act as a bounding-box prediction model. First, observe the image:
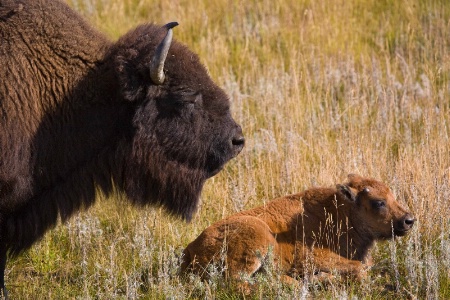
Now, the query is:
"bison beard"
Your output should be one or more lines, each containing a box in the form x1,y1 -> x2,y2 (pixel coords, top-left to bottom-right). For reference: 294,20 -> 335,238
0,0 -> 244,296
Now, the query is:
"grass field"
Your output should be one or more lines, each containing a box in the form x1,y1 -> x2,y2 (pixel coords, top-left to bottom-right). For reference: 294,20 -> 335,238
5,0 -> 450,298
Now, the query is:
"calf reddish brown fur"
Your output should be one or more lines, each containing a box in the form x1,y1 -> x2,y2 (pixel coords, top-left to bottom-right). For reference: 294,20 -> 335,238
181,175 -> 415,284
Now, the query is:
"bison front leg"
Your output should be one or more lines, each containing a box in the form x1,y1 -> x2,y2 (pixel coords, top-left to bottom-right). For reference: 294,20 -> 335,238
0,245 -> 7,300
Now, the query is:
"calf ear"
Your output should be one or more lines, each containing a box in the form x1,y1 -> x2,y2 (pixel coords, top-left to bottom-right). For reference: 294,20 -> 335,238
336,184 -> 356,202
347,174 -> 363,186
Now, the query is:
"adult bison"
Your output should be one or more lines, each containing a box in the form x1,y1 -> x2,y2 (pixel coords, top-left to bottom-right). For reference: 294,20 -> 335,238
181,175 -> 414,290
0,0 -> 244,296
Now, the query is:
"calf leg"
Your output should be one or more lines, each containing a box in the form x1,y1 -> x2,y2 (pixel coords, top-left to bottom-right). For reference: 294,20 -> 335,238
291,246 -> 367,282
182,215 -> 278,281
311,248 -> 367,280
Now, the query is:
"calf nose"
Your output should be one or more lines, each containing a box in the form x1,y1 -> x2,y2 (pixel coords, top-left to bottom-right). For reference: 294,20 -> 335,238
403,214 -> 415,229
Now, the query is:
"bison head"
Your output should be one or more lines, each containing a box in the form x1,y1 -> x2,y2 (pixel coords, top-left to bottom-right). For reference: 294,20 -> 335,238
338,174 -> 415,239
112,23 -> 244,221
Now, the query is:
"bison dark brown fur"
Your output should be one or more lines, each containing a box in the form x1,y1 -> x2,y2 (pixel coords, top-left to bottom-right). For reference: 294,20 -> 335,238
0,0 -> 244,295
181,175 -> 415,289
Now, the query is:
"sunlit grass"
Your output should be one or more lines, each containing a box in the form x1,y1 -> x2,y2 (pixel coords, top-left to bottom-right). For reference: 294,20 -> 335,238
5,0 -> 450,298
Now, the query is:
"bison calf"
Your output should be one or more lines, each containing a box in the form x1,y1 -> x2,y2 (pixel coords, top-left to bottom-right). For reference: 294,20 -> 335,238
181,174 -> 414,287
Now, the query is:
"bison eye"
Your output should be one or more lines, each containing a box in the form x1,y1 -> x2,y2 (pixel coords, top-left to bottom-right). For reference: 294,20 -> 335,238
371,200 -> 386,209
180,90 -> 202,105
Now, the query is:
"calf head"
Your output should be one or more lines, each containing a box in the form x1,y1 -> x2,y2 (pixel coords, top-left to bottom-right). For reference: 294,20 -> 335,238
338,174 -> 415,239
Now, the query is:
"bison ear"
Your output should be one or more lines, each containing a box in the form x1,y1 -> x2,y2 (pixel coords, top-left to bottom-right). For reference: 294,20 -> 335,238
115,49 -> 147,102
337,184 -> 356,202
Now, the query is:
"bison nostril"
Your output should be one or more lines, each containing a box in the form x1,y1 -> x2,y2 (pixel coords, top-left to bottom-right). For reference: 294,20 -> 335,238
232,135 -> 245,147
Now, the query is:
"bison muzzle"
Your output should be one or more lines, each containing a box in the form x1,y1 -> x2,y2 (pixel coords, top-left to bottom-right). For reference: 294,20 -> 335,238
181,174 -> 414,290
0,0 -> 244,296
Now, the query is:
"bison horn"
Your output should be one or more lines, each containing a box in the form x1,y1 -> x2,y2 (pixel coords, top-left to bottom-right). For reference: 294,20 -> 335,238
150,22 -> 179,85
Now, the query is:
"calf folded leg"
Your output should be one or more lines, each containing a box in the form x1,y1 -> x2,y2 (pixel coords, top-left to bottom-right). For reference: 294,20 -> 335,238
182,215 -> 278,280
290,246 -> 367,281
311,248 -> 367,280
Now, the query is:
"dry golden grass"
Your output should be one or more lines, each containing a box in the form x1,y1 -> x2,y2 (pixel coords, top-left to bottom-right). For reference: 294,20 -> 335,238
5,0 -> 450,298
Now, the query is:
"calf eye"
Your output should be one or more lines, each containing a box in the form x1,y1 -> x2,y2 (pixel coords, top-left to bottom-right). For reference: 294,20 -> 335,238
371,200 -> 386,209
